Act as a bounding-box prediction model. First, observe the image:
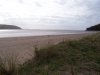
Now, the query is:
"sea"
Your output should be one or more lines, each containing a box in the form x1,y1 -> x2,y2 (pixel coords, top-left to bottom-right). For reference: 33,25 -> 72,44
0,29 -> 96,38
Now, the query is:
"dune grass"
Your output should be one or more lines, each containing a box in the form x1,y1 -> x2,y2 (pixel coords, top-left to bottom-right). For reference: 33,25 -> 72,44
0,55 -> 19,75
18,33 -> 100,75
0,33 -> 100,75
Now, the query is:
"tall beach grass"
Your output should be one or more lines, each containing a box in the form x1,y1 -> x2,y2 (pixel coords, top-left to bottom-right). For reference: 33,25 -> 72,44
0,54 -> 19,75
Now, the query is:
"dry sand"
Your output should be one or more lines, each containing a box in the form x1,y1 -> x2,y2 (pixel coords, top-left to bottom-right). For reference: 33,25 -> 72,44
0,33 -> 95,64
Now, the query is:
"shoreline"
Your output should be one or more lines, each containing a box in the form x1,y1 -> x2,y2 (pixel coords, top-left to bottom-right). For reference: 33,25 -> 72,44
0,30 -> 97,39
0,33 -> 96,63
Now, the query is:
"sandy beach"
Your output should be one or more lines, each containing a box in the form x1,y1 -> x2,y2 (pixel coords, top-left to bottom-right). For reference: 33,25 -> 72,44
0,33 -> 95,64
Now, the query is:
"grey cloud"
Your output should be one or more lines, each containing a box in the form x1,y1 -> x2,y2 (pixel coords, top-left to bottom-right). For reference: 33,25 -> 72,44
55,0 -> 67,5
75,0 -> 100,13
51,16 -> 69,19
0,0 -> 100,30
34,1 -> 42,7
18,0 -> 24,4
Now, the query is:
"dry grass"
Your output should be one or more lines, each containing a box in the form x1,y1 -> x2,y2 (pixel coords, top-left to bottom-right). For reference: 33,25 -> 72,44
0,54 -> 19,75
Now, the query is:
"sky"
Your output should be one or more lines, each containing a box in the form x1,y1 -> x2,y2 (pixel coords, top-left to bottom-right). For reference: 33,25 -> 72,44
0,0 -> 100,30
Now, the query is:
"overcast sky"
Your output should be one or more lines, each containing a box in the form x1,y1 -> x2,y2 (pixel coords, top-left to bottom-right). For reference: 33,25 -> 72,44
0,0 -> 100,30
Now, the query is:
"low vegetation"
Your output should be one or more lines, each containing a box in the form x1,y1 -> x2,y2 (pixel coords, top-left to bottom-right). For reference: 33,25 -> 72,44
0,33 -> 100,75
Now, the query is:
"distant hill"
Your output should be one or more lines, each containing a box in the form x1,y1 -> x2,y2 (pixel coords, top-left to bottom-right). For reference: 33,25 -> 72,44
86,24 -> 100,31
0,24 -> 21,29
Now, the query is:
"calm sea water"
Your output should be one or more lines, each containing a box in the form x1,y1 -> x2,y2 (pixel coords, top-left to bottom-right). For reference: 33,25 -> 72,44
0,29 -> 95,38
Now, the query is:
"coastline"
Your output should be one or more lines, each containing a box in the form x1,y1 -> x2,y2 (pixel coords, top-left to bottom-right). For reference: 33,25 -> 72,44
0,33 -> 96,63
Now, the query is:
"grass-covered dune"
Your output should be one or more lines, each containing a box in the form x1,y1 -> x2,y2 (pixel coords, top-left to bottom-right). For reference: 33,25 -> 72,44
0,33 -> 100,75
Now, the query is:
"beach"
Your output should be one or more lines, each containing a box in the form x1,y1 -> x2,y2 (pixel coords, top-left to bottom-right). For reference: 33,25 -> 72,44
0,33 -> 95,64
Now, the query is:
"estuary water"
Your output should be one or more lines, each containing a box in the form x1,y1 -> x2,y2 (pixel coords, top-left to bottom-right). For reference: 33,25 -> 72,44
0,29 -> 95,38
